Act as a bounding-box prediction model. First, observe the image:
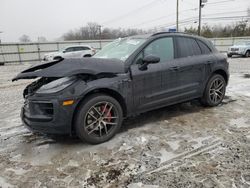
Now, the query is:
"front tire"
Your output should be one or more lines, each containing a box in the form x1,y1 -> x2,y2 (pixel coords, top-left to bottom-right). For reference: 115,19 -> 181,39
75,94 -> 123,144
201,74 -> 226,107
244,51 -> 250,58
53,56 -> 63,60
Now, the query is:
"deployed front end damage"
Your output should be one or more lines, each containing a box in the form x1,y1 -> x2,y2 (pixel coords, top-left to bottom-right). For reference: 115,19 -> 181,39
13,58 -> 125,134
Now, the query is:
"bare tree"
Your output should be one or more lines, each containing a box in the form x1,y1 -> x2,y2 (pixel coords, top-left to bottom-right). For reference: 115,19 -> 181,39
19,34 -> 31,42
37,36 -> 47,42
87,22 -> 100,39
63,22 -> 146,40
248,7 -> 250,22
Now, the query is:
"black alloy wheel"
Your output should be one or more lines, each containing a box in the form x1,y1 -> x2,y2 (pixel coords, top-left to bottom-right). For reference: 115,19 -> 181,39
75,94 -> 123,144
201,74 -> 226,107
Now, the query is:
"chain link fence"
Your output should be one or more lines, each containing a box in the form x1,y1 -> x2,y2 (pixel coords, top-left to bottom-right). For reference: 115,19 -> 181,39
0,36 -> 250,64
0,40 -> 112,64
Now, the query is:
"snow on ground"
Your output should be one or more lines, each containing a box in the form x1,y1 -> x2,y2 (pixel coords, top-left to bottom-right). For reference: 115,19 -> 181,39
0,58 -> 250,187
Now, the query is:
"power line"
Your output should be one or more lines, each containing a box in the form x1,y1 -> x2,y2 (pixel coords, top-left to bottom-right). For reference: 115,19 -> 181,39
127,8 -> 197,28
203,15 -> 250,20
101,0 -> 162,26
206,0 -> 235,5
139,9 -> 248,29
146,14 -> 249,31
129,9 -> 246,29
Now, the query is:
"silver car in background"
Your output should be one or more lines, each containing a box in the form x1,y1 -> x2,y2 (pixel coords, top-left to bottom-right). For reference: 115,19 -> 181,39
43,45 -> 96,61
227,41 -> 250,58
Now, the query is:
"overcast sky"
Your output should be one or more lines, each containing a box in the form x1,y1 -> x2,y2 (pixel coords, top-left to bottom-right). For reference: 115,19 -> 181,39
0,0 -> 249,42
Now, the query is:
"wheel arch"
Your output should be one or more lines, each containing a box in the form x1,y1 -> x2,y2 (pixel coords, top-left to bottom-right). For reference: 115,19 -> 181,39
245,49 -> 250,55
71,88 -> 127,133
53,56 -> 63,60
212,69 -> 229,84
83,54 -> 92,57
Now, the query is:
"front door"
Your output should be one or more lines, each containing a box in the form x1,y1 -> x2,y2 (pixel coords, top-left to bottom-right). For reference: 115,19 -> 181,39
131,37 -> 176,112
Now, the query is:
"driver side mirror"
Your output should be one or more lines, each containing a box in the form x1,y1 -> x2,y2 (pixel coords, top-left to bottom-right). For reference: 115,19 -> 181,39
139,55 -> 160,71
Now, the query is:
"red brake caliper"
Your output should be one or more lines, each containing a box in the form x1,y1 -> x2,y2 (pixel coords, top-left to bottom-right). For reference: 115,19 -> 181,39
101,105 -> 112,122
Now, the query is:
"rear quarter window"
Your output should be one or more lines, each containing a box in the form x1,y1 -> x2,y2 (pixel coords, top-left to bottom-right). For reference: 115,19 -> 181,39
176,37 -> 202,58
196,40 -> 212,54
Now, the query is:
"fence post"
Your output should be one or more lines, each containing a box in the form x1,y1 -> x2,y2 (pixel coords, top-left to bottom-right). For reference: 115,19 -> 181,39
0,44 -> 6,64
56,42 -> 59,51
17,44 -> 22,64
37,43 -> 41,61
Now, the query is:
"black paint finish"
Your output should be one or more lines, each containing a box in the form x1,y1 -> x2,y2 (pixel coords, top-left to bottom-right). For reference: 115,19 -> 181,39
14,32 -> 229,135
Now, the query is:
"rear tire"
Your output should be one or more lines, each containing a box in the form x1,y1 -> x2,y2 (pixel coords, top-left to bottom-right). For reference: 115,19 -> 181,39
75,94 -> 123,144
83,54 -> 92,57
201,74 -> 226,107
227,54 -> 232,58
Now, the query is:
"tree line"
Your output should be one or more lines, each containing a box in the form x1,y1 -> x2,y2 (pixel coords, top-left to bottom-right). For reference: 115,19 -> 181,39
62,22 -> 146,40
184,21 -> 250,38
19,20 -> 250,42
62,22 -> 250,41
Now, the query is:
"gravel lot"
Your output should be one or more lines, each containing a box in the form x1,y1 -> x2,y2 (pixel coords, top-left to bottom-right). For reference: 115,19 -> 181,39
0,58 -> 250,188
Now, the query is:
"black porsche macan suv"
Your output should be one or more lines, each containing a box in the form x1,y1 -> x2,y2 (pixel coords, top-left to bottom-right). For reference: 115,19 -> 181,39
13,32 -> 229,144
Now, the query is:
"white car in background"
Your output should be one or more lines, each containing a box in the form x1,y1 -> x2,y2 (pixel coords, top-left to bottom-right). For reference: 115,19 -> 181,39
227,41 -> 250,58
43,45 -> 96,61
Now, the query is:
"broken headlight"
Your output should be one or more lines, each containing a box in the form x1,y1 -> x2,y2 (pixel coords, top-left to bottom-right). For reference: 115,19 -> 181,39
36,76 -> 76,94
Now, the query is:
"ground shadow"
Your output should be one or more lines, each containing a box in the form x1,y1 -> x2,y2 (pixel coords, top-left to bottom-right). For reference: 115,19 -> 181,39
21,96 -> 236,145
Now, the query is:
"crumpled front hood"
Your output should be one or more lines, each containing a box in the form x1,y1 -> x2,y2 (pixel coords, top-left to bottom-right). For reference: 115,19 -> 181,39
12,58 -> 125,81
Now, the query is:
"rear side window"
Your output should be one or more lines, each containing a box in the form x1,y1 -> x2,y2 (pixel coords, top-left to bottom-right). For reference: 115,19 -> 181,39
176,37 -> 202,58
81,46 -> 91,50
65,47 -> 75,53
73,47 -> 90,51
144,37 -> 174,63
196,40 -> 212,54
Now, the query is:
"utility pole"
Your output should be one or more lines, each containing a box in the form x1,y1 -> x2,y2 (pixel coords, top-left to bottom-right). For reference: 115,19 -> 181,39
198,0 -> 202,35
176,0 -> 179,32
98,25 -> 102,49
198,0 -> 207,36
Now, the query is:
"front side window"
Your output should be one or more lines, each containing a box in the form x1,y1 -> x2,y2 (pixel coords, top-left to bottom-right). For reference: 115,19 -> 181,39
143,37 -> 174,63
176,37 -> 202,58
94,38 -> 146,61
64,47 -> 74,53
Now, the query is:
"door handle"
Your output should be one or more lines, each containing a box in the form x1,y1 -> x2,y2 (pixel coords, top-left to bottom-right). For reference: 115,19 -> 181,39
170,66 -> 180,71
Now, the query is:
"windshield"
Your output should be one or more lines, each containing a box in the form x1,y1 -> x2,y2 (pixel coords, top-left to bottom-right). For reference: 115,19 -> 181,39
94,38 -> 146,61
235,41 -> 250,46
59,47 -> 66,52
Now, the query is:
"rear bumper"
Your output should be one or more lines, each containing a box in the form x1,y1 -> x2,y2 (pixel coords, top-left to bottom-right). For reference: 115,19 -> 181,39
21,98 -> 76,135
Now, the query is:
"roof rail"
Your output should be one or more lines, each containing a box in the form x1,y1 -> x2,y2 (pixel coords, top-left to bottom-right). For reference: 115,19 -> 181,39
151,31 -> 189,36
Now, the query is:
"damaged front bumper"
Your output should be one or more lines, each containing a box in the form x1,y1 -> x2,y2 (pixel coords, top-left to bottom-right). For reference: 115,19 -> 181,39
21,96 -> 77,135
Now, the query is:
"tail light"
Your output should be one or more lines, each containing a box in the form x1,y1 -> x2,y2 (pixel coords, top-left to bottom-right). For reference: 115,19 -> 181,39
92,48 -> 96,54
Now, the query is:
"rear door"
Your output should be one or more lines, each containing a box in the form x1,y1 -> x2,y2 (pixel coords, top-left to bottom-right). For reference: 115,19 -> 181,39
162,36 -> 208,99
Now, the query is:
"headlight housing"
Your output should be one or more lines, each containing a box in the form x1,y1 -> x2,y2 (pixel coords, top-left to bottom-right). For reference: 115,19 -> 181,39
36,76 -> 76,94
